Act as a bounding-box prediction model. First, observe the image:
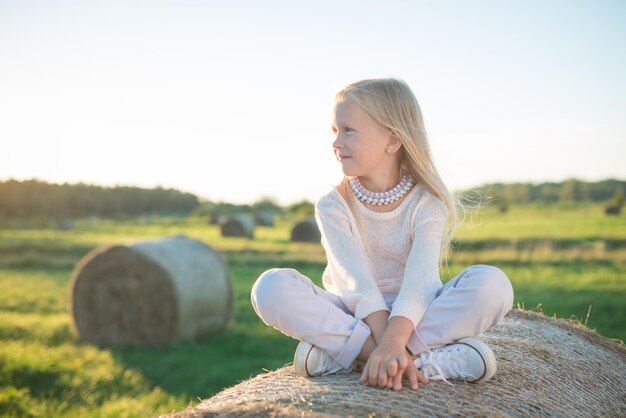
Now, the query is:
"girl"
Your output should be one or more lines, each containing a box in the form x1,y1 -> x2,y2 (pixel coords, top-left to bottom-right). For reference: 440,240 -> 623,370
251,78 -> 514,391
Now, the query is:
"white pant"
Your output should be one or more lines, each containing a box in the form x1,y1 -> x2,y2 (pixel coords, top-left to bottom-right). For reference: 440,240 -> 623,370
251,264 -> 514,369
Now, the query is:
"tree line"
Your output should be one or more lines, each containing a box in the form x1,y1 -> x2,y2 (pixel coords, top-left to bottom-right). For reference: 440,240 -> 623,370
0,179 -> 199,218
0,177 -> 623,220
464,178 -> 625,206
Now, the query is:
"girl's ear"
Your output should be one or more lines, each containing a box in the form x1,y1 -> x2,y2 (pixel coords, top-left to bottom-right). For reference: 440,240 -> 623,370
386,132 -> 403,153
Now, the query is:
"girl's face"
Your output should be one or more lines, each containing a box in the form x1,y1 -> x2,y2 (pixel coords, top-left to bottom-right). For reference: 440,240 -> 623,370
332,98 -> 399,184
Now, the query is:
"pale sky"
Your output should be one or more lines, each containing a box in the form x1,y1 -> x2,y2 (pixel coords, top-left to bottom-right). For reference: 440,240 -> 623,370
1,0 -> 625,204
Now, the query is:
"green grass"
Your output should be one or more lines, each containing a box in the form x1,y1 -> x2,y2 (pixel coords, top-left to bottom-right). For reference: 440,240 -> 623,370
454,202 -> 626,240
0,204 -> 624,416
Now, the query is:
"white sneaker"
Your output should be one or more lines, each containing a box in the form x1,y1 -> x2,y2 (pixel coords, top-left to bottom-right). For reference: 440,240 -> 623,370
414,337 -> 497,385
294,340 -> 349,377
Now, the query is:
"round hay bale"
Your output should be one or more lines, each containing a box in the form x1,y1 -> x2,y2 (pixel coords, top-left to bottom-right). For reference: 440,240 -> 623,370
290,218 -> 320,243
168,310 -> 626,417
254,212 -> 275,227
221,215 -> 255,238
70,235 -> 234,346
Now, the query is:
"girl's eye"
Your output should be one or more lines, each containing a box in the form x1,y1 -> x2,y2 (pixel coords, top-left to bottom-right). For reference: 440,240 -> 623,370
345,127 -> 353,133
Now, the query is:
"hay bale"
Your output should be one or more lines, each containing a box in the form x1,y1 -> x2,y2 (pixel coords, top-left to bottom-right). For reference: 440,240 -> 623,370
290,218 -> 320,243
221,215 -> 255,238
70,235 -> 234,346
254,212 -> 275,227
168,309 -> 626,417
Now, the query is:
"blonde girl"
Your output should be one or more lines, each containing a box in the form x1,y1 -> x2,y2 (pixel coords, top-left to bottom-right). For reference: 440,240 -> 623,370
251,78 -> 514,391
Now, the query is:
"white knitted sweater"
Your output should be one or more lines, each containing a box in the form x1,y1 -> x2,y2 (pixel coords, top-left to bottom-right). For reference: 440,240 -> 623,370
314,183 -> 447,328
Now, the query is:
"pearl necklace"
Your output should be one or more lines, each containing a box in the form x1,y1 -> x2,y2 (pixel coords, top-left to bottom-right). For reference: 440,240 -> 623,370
349,175 -> 413,206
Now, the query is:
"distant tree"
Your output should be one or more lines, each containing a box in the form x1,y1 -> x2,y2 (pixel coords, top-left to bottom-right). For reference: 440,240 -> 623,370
0,179 -> 200,219
252,197 -> 283,216
589,179 -> 623,201
539,183 -> 560,203
605,187 -> 624,215
193,202 -> 252,224
286,200 -> 315,218
515,183 -> 530,204
462,178 -> 626,205
559,179 -> 582,202
612,187 -> 624,208
461,182 -> 507,207
501,184 -> 515,206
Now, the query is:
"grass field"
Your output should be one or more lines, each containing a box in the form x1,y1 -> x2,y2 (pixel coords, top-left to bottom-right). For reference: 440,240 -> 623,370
0,203 -> 624,417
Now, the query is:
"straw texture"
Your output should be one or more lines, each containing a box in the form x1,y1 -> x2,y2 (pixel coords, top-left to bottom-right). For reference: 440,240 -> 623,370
71,235 -> 234,346
168,309 -> 625,417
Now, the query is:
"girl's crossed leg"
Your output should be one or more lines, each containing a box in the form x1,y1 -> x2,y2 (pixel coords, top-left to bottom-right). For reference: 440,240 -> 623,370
251,265 -> 514,370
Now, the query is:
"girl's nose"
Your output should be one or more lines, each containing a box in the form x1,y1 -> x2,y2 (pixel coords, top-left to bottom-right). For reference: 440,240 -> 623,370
332,134 -> 342,149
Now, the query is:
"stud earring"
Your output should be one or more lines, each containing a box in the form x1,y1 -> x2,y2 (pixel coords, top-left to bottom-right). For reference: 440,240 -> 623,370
385,147 -> 392,153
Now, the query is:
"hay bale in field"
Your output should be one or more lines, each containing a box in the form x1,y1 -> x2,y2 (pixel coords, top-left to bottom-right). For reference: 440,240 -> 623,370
291,218 -> 320,243
221,215 -> 255,238
168,309 -> 626,417
70,235 -> 234,346
254,212 -> 275,227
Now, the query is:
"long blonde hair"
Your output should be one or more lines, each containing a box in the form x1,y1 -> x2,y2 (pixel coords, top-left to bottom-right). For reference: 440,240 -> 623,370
334,78 -> 470,267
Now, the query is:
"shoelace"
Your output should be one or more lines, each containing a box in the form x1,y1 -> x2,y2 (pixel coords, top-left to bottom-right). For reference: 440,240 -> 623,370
319,351 -> 349,376
419,346 -> 472,386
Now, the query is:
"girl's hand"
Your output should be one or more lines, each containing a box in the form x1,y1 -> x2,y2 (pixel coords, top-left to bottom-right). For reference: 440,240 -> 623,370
391,350 -> 429,392
359,315 -> 428,391
359,345 -> 428,391
359,343 -> 402,389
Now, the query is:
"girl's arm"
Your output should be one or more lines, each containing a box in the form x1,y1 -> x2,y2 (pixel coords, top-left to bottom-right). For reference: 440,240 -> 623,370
362,310 -> 389,345
389,197 -> 447,338
315,194 -> 389,321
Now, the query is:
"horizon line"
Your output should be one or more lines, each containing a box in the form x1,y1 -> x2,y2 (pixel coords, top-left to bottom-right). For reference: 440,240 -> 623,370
1,175 -> 624,205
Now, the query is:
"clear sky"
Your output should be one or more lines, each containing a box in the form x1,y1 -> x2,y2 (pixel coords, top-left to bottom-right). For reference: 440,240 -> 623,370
1,0 -> 625,204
